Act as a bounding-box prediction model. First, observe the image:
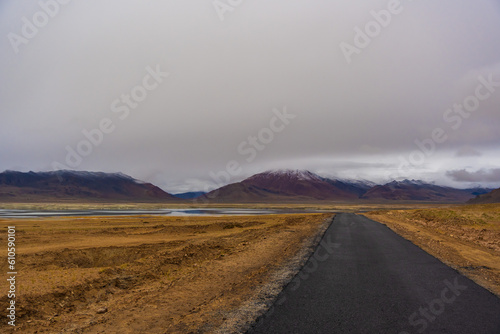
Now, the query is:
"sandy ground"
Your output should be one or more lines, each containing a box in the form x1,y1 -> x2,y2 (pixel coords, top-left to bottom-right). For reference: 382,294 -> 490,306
365,203 -> 500,297
0,213 -> 332,333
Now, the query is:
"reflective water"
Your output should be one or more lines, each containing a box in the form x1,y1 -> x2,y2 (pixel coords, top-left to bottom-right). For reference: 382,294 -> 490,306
0,208 -> 312,218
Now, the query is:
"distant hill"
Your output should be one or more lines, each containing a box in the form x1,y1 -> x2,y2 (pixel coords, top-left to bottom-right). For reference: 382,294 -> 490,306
173,191 -> 206,200
361,179 -> 489,202
325,178 -> 376,197
468,188 -> 500,204
203,169 -> 366,202
0,170 -> 177,202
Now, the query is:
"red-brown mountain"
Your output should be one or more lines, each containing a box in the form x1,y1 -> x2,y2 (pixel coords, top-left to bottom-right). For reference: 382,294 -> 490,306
203,172 -> 491,203
0,170 -> 176,202
361,179 -> 489,202
202,170 -> 366,202
468,187 -> 500,204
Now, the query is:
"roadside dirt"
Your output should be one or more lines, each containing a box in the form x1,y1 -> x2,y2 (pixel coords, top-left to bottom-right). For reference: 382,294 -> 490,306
366,204 -> 500,297
0,213 -> 332,333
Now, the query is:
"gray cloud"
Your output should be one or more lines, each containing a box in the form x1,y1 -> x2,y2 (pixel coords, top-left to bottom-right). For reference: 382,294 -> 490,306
1,0 -> 500,192
455,146 -> 482,157
446,168 -> 500,183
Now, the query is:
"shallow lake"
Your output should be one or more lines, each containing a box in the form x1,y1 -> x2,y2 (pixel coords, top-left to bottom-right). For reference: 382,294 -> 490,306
0,208 -> 322,218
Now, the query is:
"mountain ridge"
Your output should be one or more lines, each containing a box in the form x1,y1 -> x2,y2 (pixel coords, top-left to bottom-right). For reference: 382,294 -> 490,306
0,170 -> 176,202
361,179 -> 490,202
468,187 -> 500,204
202,169 -> 363,202
203,170 -> 491,203
0,169 -> 492,203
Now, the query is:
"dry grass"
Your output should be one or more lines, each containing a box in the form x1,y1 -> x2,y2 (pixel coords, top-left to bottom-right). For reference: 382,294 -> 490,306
0,213 -> 332,333
366,203 -> 500,296
2,201 -> 495,332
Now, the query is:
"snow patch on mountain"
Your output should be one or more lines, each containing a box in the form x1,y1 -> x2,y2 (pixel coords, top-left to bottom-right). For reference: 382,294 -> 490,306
337,178 -> 379,189
258,169 -> 323,181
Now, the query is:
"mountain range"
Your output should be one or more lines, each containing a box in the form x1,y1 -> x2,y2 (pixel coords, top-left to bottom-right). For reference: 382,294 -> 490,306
202,170 -> 490,203
0,169 -> 494,203
360,179 -> 489,202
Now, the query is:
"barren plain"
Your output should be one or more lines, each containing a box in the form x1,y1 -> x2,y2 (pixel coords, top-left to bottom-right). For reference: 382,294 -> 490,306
0,213 -> 332,333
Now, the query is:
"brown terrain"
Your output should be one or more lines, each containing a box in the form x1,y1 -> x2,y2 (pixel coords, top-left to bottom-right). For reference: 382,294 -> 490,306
0,171 -> 177,203
366,203 -> 500,296
468,187 -> 500,204
202,170 -> 362,202
360,179 -> 490,202
0,213 -> 332,333
0,170 -> 490,204
201,170 -> 488,203
1,198 -> 498,333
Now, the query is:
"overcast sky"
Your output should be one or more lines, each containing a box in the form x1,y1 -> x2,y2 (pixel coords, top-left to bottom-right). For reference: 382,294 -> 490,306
1,0 -> 500,192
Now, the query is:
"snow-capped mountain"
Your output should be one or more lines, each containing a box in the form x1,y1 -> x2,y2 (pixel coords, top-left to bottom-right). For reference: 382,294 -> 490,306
338,178 -> 378,190
203,169 -> 365,202
255,169 -> 323,182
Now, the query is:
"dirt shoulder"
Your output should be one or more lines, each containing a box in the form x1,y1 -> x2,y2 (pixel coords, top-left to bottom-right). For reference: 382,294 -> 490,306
0,213 -> 332,333
365,204 -> 500,297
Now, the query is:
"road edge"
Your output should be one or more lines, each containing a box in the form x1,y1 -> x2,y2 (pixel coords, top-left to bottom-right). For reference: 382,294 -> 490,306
214,214 -> 335,334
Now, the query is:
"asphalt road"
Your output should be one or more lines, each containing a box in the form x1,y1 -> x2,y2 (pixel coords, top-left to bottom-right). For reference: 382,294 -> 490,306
247,213 -> 500,334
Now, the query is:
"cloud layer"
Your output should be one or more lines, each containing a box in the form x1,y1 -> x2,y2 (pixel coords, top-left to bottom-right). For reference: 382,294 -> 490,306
1,0 -> 500,192
447,168 -> 500,183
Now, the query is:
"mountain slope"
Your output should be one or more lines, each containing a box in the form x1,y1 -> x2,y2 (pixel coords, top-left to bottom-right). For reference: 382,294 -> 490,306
468,188 -> 500,204
203,170 -> 364,202
173,191 -> 206,200
0,170 -> 177,202
361,179 -> 488,202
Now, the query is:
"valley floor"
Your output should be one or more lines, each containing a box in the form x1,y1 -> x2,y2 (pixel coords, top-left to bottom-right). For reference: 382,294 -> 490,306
0,213 -> 331,333
1,202 -> 498,333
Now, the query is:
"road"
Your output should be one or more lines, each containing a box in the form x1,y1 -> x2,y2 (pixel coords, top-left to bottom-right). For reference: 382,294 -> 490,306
247,213 -> 500,334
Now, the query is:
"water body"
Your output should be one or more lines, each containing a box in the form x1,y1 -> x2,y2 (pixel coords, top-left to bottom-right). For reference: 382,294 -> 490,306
0,208 -> 320,218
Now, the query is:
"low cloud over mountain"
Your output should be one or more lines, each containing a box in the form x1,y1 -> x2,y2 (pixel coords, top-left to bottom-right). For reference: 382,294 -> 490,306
446,168 -> 500,183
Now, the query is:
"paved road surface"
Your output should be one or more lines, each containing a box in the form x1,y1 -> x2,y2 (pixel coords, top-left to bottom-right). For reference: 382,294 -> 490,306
247,213 -> 500,334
